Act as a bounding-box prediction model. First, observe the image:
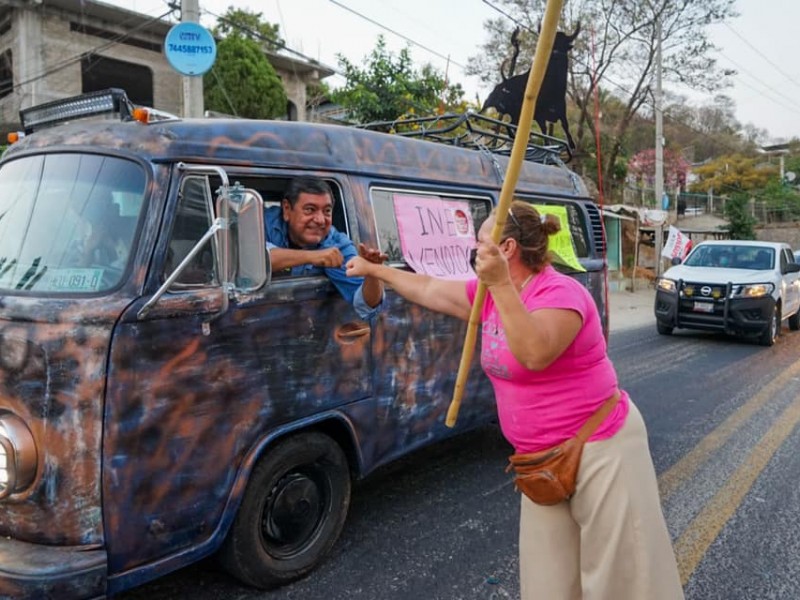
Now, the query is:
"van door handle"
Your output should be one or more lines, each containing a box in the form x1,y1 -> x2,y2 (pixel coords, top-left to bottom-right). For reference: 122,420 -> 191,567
336,322 -> 371,339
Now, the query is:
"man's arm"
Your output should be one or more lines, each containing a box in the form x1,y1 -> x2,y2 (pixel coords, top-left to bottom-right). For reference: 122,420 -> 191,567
357,244 -> 386,308
268,246 -> 344,271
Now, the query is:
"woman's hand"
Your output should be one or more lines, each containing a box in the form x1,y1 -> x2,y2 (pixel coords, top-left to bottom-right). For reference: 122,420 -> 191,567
346,255 -> 374,278
474,241 -> 511,288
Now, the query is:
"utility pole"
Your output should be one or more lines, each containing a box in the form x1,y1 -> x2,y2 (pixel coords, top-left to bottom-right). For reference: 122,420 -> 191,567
181,0 -> 204,118
654,16 -> 664,277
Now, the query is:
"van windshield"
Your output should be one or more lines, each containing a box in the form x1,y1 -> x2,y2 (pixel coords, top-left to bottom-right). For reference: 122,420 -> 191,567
0,153 -> 146,294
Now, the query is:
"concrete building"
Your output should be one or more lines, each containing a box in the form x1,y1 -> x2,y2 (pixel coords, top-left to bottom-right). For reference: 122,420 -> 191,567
0,0 -> 334,131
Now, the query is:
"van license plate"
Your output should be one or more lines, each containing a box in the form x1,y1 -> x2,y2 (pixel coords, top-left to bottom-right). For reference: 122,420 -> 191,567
693,301 -> 714,313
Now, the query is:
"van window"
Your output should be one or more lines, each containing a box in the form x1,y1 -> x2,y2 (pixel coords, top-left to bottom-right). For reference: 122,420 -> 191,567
371,188 -> 492,265
165,176 -> 219,286
205,176 -> 349,279
516,197 -> 590,258
0,153 -> 145,293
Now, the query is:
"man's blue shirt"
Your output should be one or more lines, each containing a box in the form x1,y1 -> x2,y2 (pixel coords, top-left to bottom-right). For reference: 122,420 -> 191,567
265,206 -> 382,320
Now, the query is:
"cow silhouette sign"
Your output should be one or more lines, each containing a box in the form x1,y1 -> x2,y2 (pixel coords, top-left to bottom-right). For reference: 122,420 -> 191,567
481,23 -> 580,149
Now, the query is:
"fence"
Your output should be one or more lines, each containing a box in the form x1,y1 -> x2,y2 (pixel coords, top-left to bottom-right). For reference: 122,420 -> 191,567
621,186 -> 800,226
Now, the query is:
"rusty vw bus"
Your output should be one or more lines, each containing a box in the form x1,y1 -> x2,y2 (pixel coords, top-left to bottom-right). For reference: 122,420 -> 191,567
0,89 -> 606,598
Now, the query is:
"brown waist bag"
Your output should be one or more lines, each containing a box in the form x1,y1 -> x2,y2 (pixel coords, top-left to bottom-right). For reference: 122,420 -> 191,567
506,393 -> 621,506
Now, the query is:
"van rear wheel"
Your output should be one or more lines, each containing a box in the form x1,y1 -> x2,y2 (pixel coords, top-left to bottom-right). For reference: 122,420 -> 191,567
219,432 -> 351,590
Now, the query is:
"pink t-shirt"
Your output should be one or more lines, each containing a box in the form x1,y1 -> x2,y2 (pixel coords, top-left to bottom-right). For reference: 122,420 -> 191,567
466,266 -> 629,453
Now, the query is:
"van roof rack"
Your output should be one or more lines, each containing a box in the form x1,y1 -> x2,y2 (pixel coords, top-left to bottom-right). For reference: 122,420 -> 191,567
357,111 -> 572,165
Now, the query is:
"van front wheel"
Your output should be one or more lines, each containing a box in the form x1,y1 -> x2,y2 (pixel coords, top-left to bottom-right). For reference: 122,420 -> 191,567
219,432 -> 351,589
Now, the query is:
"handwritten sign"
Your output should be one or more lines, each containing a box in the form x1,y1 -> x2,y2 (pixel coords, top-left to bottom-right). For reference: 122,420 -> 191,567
394,195 -> 476,280
533,205 -> 586,273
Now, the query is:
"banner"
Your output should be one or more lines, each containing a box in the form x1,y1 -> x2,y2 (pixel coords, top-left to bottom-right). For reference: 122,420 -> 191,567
661,225 -> 693,260
392,197 -> 587,278
532,205 -> 586,272
393,195 -> 476,280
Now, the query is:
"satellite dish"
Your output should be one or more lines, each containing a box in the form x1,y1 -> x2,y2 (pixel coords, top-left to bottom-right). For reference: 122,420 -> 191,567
786,171 -> 797,183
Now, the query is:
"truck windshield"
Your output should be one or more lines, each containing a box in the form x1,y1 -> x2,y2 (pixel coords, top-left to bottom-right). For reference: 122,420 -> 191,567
0,153 -> 146,293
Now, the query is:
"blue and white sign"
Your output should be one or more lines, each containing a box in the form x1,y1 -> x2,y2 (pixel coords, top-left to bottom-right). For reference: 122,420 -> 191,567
164,22 -> 217,76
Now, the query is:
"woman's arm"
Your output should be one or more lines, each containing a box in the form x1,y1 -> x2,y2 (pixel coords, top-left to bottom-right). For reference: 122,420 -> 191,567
346,256 -> 471,321
489,282 -> 582,371
476,242 -> 582,371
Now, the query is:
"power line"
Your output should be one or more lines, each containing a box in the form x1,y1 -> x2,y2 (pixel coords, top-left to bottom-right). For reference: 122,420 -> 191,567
10,8 -> 175,94
202,7 -> 339,72
479,2 -> 794,206
327,0 -> 466,70
714,50 -> 800,117
722,22 -> 800,92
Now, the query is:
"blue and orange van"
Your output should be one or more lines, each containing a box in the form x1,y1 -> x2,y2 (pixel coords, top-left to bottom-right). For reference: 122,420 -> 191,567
0,89 -> 606,598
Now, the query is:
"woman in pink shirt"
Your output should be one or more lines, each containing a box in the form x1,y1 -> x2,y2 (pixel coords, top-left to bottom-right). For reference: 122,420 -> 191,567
346,201 -> 683,600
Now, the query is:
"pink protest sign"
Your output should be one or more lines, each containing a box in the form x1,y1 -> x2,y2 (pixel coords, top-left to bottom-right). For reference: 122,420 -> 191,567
393,194 -> 476,280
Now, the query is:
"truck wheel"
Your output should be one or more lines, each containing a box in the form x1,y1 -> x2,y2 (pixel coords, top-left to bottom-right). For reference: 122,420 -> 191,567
759,306 -> 779,346
789,309 -> 800,331
219,432 -> 351,589
656,321 -> 674,335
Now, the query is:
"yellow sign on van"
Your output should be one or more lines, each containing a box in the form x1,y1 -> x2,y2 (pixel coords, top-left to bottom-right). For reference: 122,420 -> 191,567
533,204 -> 586,273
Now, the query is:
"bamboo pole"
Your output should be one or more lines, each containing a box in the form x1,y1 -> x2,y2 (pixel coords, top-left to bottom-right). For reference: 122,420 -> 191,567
446,0 -> 566,428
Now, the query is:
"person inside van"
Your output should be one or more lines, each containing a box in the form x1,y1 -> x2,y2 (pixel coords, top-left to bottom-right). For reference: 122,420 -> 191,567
265,176 -> 386,319
69,197 -> 131,270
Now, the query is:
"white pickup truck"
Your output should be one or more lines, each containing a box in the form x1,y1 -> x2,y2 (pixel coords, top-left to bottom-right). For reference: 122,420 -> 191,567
654,240 -> 800,346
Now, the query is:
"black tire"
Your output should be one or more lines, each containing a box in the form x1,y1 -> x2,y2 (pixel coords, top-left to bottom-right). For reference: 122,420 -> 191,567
656,320 -> 674,335
789,309 -> 800,331
219,432 -> 351,589
759,305 -> 779,347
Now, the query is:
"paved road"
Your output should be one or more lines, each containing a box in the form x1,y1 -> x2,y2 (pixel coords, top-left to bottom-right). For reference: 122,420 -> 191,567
119,321 -> 800,600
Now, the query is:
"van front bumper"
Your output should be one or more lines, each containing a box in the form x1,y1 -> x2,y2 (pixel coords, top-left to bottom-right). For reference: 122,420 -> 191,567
0,537 -> 106,599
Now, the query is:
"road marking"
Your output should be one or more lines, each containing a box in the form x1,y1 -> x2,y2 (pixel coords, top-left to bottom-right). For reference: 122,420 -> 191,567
672,390 -> 800,585
658,359 -> 800,499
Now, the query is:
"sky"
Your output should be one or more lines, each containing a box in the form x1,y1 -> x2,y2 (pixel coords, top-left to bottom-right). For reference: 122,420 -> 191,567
109,0 -> 800,143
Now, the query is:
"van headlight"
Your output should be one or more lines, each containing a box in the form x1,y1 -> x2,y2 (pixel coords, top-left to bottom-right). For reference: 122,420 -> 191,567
0,413 -> 38,499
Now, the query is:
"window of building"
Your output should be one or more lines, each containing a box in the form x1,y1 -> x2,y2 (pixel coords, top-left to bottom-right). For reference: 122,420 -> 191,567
0,49 -> 12,100
81,54 -> 153,107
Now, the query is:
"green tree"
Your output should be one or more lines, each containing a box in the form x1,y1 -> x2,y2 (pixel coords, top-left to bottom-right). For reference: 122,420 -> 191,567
203,8 -> 286,119
333,36 -> 466,124
468,0 -> 736,198
723,193 -> 756,240
214,7 -> 283,46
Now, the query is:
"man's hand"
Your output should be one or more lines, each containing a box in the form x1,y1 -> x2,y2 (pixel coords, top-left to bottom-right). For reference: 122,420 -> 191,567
358,243 -> 388,265
309,248 -> 344,267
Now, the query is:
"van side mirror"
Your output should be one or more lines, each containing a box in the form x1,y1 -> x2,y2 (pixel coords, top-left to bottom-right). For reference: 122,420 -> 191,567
671,256 -> 682,266
222,186 -> 270,291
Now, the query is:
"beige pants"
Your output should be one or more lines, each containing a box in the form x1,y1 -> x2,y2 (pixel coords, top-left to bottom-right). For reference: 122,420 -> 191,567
519,402 -> 684,600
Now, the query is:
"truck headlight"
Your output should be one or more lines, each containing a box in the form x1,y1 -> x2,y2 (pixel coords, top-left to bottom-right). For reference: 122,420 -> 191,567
657,278 -> 677,293
736,283 -> 774,298
0,413 -> 38,499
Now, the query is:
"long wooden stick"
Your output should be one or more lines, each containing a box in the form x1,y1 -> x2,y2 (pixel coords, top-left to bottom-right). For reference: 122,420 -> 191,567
446,0 -> 566,428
